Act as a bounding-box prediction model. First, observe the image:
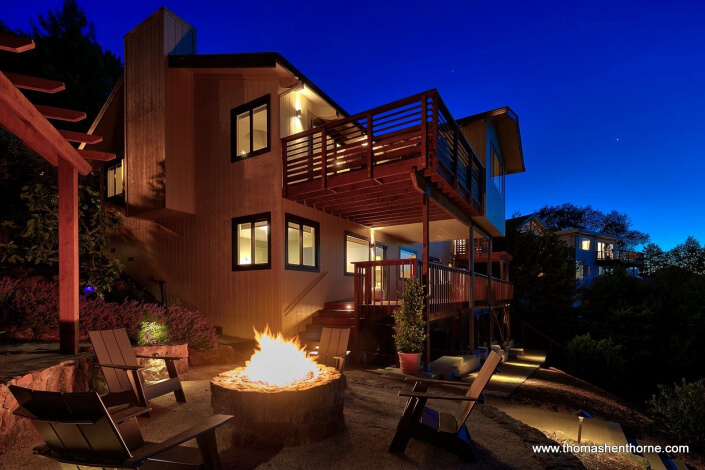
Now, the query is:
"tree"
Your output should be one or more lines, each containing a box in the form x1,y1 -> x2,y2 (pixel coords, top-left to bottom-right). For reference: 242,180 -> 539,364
538,203 -> 649,248
0,1 -> 123,293
507,229 -> 577,340
2,181 -> 123,294
643,242 -> 668,276
0,0 -> 122,132
670,237 -> 705,276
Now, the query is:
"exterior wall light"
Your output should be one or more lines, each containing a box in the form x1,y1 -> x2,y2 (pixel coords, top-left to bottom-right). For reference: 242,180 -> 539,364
296,109 -> 302,119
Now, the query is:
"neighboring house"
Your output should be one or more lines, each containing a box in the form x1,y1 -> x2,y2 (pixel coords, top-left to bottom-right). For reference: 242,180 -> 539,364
557,229 -> 643,286
505,213 -> 547,235
86,8 -> 526,362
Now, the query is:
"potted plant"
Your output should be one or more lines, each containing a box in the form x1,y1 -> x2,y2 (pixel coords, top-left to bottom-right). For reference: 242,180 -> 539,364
392,276 -> 427,374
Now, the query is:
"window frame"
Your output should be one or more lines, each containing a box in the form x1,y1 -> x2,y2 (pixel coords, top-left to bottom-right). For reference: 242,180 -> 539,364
105,159 -> 125,199
231,94 -> 271,162
399,247 -> 418,259
232,212 -> 272,271
285,213 -> 320,272
578,236 -> 592,251
490,143 -> 505,196
344,231 -> 370,276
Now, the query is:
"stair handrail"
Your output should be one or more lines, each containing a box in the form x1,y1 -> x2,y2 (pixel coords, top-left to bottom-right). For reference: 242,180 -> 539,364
283,270 -> 330,317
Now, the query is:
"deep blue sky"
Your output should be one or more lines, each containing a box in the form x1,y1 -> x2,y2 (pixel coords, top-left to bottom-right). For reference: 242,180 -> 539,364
4,0 -> 704,249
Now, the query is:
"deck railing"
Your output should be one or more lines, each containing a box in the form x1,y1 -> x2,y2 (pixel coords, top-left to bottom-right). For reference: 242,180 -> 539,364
597,249 -> 644,263
354,260 -> 513,314
352,259 -> 513,362
281,90 -> 484,213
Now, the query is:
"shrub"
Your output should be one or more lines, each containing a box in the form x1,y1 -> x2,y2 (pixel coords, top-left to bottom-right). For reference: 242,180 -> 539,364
392,277 -> 427,354
650,379 -> 705,449
565,333 -> 624,388
0,277 -> 218,349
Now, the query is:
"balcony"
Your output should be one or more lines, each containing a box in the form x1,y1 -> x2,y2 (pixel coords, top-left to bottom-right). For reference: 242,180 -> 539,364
281,90 -> 485,227
596,249 -> 644,265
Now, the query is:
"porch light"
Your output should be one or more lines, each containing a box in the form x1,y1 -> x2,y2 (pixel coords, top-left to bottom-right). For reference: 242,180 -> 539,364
296,109 -> 302,119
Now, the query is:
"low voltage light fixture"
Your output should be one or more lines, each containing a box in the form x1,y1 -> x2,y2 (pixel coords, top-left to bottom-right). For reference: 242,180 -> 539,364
295,109 -> 302,119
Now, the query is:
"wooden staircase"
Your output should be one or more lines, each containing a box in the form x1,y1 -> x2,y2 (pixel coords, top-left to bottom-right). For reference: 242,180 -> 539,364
299,300 -> 355,348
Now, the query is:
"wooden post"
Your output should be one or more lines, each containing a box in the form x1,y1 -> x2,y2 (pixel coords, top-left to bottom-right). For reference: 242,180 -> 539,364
422,193 -> 430,366
488,236 -> 493,349
366,114 -> 373,179
58,158 -> 79,354
321,128 -> 328,190
468,222 -> 475,352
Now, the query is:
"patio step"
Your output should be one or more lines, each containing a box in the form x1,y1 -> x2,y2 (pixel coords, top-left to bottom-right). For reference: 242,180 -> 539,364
309,316 -> 355,327
316,309 -> 356,318
323,300 -> 354,311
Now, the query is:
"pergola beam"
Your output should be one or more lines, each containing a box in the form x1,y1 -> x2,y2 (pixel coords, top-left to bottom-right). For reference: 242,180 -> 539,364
4,71 -> 66,93
78,149 -> 116,162
0,72 -> 92,175
58,129 -> 103,145
0,33 -> 35,53
35,104 -> 86,122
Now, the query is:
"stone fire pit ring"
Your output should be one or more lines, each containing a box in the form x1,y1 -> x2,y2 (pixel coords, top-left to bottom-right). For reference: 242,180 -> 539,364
210,365 -> 345,448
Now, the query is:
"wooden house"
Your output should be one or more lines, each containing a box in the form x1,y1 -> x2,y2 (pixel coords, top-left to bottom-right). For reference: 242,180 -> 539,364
87,8 -> 526,363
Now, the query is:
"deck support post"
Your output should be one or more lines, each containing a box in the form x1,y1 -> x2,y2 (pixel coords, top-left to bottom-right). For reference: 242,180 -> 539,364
422,192 -> 430,366
488,236 -> 493,350
58,158 -> 79,354
468,222 -> 475,352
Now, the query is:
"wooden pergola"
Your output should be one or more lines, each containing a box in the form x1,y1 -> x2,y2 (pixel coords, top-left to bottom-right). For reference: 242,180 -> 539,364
0,33 -> 116,354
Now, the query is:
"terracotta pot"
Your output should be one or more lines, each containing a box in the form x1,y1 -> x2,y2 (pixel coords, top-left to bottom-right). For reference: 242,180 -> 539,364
398,352 -> 422,375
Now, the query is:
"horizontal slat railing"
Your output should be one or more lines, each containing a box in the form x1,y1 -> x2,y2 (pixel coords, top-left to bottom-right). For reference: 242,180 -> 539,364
282,90 -> 485,214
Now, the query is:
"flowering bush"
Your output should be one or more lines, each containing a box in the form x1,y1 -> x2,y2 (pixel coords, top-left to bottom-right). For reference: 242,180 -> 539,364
0,277 -> 217,349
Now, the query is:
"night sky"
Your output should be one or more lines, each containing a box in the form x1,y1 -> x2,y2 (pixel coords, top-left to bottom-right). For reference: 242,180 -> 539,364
3,0 -> 704,249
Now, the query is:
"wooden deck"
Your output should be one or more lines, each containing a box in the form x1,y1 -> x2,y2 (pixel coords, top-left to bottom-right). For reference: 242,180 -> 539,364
281,90 -> 485,227
352,259 -> 513,362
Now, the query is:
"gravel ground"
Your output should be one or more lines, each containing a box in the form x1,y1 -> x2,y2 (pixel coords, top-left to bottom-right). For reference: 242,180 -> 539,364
2,365 -> 585,470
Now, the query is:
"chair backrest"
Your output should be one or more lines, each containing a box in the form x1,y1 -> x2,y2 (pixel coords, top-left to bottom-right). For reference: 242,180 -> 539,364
9,385 -> 133,465
317,327 -> 350,368
89,328 -> 139,394
456,350 -> 502,428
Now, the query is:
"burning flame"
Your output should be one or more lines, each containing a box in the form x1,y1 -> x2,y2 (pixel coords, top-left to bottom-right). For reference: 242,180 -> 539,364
241,327 -> 320,387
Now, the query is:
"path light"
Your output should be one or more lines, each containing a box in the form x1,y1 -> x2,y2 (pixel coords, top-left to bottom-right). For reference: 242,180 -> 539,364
575,410 -> 591,443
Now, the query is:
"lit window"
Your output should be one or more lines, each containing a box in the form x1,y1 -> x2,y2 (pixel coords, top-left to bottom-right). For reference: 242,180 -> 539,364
579,237 -> 591,251
491,145 -> 505,196
597,241 -> 612,260
400,247 -> 417,278
345,233 -> 370,274
286,214 -> 319,271
106,161 -> 124,198
232,213 -> 271,270
232,95 -> 270,161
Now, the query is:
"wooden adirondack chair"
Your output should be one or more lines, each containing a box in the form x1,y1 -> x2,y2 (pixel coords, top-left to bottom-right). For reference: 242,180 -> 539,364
9,385 -> 231,470
312,327 -> 350,372
89,328 -> 186,410
388,350 -> 502,461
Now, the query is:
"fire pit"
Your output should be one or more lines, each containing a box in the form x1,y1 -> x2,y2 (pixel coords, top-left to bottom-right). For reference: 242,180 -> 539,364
210,328 -> 345,447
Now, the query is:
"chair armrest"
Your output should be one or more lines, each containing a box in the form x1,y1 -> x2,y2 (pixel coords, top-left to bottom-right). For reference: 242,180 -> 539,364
398,391 -> 483,403
110,406 -> 151,423
135,355 -> 186,361
97,363 -> 144,371
127,414 -> 233,466
404,376 -> 470,387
